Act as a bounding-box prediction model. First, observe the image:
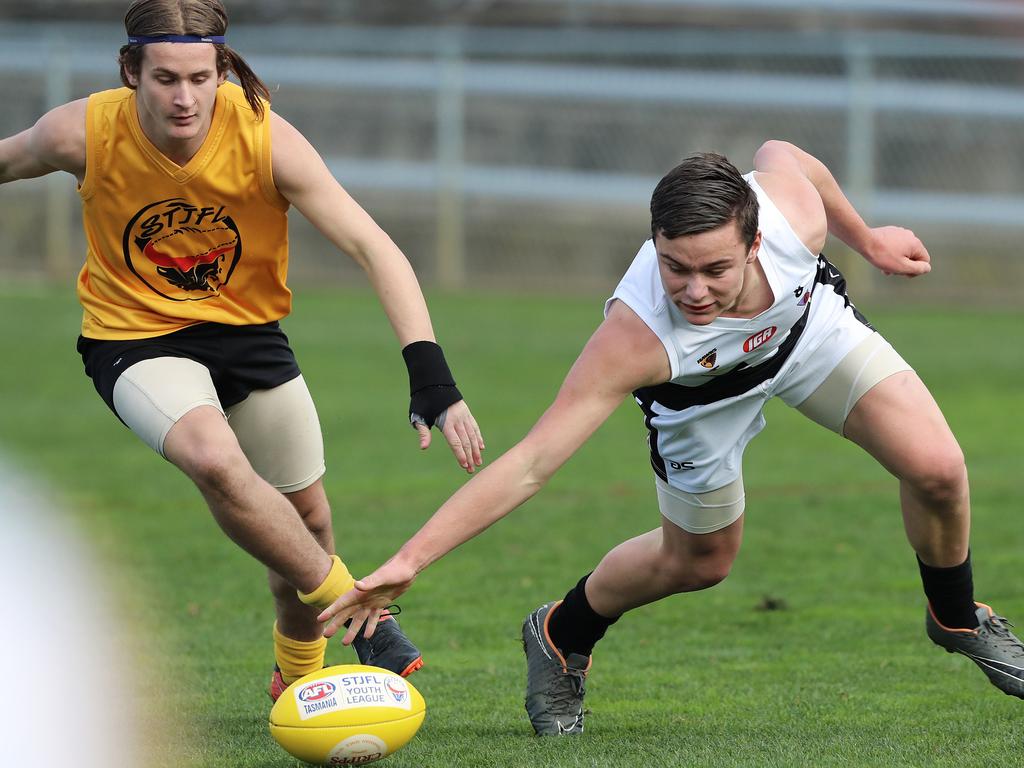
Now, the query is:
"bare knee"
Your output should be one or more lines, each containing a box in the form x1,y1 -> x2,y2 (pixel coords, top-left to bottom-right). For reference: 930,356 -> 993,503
656,517 -> 742,594
287,483 -> 333,546
660,551 -> 733,593
184,441 -> 251,497
292,499 -> 331,546
164,407 -> 252,495
901,442 -> 967,506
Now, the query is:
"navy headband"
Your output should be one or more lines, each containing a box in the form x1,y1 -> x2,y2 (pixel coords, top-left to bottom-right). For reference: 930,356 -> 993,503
127,35 -> 225,44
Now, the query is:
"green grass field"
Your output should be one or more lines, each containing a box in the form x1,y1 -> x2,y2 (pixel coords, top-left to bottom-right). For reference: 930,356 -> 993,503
1,284 -> 1022,767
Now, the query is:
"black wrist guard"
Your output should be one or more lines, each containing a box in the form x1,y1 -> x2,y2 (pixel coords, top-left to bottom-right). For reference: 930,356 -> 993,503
402,340 -> 462,429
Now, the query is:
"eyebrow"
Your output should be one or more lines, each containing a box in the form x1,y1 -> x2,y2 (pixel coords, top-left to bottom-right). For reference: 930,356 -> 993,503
151,67 -> 215,77
658,252 -> 733,271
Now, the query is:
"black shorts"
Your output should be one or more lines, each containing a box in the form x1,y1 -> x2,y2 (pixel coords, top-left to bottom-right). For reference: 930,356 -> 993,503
77,321 -> 302,416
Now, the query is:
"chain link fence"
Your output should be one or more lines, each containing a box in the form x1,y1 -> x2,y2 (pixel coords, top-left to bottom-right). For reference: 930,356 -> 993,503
1,9 -> 1022,303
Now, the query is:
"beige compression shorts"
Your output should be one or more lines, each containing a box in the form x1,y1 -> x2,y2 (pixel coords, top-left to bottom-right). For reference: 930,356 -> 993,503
111,357 -> 326,493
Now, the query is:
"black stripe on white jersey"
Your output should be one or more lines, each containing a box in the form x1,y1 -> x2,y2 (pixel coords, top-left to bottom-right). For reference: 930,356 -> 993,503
634,396 -> 669,482
633,255 -> 871,478
813,254 -> 873,329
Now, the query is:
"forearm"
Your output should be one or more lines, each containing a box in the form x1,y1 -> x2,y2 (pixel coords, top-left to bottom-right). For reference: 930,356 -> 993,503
305,189 -> 437,346
802,155 -> 873,254
394,445 -> 546,572
357,232 -> 436,347
275,130 -> 440,346
391,321 -> 645,572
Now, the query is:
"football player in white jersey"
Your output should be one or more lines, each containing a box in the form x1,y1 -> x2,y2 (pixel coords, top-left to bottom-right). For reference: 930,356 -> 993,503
317,141 -> 1023,735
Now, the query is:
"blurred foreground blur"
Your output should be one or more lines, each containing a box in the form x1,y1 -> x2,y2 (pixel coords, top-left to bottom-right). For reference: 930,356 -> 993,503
0,455 -> 147,768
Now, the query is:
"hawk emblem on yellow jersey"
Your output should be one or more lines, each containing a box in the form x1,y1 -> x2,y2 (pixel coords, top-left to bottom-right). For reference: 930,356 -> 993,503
123,197 -> 242,301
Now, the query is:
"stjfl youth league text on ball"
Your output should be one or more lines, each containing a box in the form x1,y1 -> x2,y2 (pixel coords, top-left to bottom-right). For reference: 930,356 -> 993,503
269,664 -> 426,765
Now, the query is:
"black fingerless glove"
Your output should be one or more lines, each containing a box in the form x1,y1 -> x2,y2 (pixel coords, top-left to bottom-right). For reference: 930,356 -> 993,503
402,340 -> 462,429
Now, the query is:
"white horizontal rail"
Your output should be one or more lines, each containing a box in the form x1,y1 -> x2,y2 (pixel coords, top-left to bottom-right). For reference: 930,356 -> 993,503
324,157 -> 1024,228
2,45 -> 1019,120
553,0 -> 1024,19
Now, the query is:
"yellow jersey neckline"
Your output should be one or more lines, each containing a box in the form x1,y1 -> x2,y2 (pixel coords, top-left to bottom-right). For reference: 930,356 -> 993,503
126,85 -> 229,183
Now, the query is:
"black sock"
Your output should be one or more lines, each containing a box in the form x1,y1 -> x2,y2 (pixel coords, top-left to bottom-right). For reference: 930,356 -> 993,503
547,573 -> 620,658
918,552 -> 978,629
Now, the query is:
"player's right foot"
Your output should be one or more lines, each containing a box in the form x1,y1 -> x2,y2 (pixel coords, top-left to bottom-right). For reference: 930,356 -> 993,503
270,612 -> 421,702
926,602 -> 1024,698
522,601 -> 591,736
268,665 -> 289,702
351,612 -> 424,678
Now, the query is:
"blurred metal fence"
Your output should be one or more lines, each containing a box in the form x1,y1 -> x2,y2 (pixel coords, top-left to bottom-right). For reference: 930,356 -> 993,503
1,18 -> 1022,302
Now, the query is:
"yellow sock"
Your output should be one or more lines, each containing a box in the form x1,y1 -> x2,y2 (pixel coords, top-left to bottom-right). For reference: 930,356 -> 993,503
273,622 -> 328,685
298,554 -> 356,612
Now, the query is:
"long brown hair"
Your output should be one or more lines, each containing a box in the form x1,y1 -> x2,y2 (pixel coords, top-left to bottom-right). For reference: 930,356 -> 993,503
118,0 -> 271,120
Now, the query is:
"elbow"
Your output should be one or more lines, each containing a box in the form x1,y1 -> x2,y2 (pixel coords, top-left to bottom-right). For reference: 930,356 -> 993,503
505,433 -> 568,504
520,467 -> 549,500
754,139 -> 792,162
517,450 -> 556,501
753,140 -> 812,177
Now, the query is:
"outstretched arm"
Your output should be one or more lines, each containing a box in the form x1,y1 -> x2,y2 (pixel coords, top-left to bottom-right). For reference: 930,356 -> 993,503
0,99 -> 87,185
317,300 -> 671,643
754,139 -> 930,278
270,111 -> 483,471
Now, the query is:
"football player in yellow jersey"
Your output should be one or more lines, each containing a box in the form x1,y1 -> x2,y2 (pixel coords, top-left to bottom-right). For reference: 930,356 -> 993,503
0,0 -> 485,698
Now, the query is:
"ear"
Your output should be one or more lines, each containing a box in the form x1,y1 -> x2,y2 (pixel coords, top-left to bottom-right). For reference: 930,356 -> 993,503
746,230 -> 762,263
123,48 -> 142,88
217,70 -> 228,86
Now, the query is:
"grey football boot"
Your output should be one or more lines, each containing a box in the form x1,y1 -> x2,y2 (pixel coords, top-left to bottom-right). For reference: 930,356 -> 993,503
926,602 -> 1024,698
522,601 -> 591,735
351,613 -> 424,678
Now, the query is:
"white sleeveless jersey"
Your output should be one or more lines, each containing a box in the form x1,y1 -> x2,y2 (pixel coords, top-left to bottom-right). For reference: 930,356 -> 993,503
607,173 -> 825,385
606,172 -> 874,492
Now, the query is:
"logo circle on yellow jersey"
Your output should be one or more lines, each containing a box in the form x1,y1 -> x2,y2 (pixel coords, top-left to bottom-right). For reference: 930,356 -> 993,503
123,198 -> 242,301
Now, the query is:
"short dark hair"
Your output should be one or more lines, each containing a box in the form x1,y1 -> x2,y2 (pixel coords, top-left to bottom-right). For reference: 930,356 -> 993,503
650,152 -> 759,249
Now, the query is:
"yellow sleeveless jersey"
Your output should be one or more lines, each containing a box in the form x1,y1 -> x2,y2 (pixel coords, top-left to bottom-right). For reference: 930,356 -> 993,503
77,82 -> 291,339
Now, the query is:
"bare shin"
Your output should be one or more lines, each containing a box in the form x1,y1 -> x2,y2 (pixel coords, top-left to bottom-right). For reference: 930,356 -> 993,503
163,406 -> 332,594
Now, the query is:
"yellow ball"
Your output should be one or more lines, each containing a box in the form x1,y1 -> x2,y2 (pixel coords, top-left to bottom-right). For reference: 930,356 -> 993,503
269,664 -> 425,765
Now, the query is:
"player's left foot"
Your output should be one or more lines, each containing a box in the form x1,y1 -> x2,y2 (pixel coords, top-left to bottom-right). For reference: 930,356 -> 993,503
926,602 -> 1024,698
351,612 -> 424,678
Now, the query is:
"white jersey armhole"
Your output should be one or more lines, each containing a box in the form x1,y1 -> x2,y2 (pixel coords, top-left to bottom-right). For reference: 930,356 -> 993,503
746,172 -> 819,261
605,294 -> 681,381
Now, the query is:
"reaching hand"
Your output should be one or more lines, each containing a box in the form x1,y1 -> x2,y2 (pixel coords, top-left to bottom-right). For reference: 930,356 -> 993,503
863,226 -> 931,278
413,399 -> 485,474
318,558 -> 419,645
